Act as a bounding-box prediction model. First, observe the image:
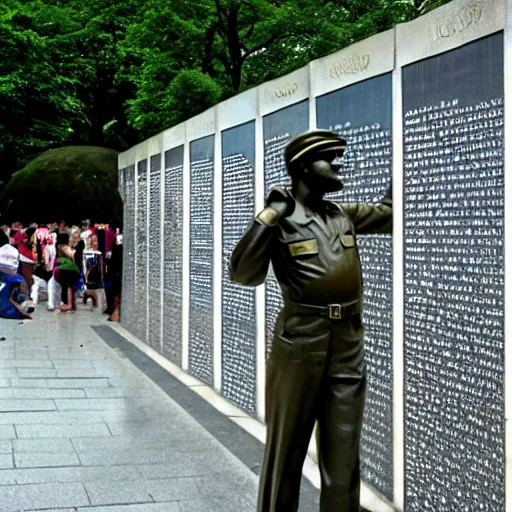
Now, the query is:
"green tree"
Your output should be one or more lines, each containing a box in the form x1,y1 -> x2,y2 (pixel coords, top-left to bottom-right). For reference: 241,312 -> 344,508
118,0 -> 215,137
0,0 -> 454,191
0,1 -> 89,184
128,69 -> 222,135
0,0 -> 143,186
57,0 -> 146,148
122,0 -> 453,139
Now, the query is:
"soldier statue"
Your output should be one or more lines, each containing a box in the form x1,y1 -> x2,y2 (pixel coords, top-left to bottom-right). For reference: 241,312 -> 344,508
230,130 -> 392,512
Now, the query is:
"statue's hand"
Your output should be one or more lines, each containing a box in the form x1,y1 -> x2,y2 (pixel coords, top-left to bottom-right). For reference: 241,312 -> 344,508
266,187 -> 295,219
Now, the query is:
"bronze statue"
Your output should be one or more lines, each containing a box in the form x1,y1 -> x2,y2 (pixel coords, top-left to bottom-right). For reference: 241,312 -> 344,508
230,130 -> 392,512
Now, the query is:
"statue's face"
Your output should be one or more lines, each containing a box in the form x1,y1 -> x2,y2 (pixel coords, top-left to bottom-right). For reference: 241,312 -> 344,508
300,148 -> 344,194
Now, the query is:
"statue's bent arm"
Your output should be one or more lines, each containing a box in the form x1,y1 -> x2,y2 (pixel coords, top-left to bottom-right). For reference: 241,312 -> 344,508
229,220 -> 275,287
340,184 -> 393,235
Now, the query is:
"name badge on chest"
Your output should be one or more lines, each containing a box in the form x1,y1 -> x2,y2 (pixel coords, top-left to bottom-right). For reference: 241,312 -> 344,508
288,239 -> 318,257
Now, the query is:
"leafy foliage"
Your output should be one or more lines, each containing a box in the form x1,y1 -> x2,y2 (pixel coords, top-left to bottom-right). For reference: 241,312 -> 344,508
0,0 -> 143,186
0,1 -> 89,182
0,0 -> 454,198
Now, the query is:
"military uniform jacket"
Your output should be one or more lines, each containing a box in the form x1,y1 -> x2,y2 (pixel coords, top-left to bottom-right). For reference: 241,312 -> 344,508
230,193 -> 392,307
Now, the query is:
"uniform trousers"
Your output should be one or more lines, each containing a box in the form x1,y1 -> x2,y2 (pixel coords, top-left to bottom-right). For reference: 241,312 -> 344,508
258,307 -> 366,512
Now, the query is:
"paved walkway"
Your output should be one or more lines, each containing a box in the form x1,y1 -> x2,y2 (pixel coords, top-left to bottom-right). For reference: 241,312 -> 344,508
0,306 -> 263,512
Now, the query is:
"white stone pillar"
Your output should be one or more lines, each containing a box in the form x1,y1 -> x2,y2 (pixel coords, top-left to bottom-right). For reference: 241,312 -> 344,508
213,107 -> 223,392
254,98 -> 266,422
392,35 -> 405,512
159,149 -> 166,354
504,0 -> 512,509
182,127 -> 191,371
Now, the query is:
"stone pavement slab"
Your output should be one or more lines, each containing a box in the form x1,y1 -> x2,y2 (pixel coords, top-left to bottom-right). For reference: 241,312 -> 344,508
12,388 -> 86,399
12,438 -> 75,453
0,482 -> 90,511
0,411 -> 106,425
15,422 -> 111,439
0,465 -> 141,486
0,426 -> 15,439
0,454 -> 13,470
14,451 -> 81,469
0,400 -> 56,412
0,308 -> 267,511
0,372 -> 17,381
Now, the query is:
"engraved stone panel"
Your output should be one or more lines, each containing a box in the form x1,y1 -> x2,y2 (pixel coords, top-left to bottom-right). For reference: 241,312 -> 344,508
403,33 -> 504,511
148,154 -> 162,352
135,159 -> 148,343
316,74 -> 394,501
162,147 -> 184,365
221,122 -> 257,415
121,165 -> 136,336
189,136 -> 215,384
263,101 -> 309,355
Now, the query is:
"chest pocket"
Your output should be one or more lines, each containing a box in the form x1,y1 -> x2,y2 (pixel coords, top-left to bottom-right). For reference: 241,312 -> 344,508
340,234 -> 355,249
288,238 -> 318,257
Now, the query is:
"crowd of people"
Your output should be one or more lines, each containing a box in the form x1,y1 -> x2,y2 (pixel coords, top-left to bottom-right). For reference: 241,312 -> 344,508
0,220 -> 122,321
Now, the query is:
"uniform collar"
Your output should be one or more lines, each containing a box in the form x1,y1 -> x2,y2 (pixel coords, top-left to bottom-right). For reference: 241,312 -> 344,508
285,194 -> 339,226
286,198 -> 313,226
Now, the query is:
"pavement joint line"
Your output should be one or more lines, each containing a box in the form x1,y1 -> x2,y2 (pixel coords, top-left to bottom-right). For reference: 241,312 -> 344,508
0,409 -> 57,413
4,463 -> 100,472
82,481 -> 92,506
70,439 -> 82,465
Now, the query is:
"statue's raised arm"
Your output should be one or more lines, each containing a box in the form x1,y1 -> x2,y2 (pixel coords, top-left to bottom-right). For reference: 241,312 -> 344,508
339,182 -> 392,235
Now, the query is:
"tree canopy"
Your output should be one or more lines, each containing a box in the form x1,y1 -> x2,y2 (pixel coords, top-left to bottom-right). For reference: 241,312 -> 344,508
0,0 -> 452,193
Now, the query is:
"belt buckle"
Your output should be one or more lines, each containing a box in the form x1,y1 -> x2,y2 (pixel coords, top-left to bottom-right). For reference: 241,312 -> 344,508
328,304 -> 343,320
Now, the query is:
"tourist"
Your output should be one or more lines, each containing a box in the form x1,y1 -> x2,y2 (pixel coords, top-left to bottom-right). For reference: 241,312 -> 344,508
54,232 -> 80,312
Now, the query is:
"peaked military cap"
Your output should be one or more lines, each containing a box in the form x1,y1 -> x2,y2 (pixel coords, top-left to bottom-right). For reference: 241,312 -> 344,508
285,130 -> 347,166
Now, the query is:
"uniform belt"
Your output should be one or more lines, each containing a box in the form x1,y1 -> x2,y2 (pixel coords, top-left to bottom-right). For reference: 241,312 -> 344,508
285,300 -> 361,320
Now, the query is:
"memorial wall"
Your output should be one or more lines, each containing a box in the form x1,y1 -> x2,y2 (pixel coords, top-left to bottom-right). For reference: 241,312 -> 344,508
316,74 -> 394,501
402,32 -> 505,511
134,158 -> 148,343
189,135 -> 215,385
118,0 -> 509,509
120,164 -> 136,337
148,153 -> 162,352
263,100 -> 309,355
221,121 -> 257,414
163,145 -> 184,364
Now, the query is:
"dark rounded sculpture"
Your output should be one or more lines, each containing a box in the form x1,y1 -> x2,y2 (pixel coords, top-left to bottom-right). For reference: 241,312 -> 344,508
0,146 -> 122,226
